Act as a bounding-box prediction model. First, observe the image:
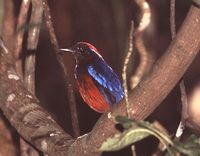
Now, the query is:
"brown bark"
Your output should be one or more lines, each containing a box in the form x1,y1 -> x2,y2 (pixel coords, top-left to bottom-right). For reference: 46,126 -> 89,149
0,116 -> 16,156
0,39 -> 75,155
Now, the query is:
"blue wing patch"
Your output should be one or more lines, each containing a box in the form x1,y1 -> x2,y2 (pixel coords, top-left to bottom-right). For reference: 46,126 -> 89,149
87,58 -> 124,106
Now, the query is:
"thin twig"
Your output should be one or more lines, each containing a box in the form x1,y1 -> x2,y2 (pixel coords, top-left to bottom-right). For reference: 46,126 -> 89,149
27,0 -> 43,50
15,0 -> 31,57
122,21 -> 134,118
122,21 -> 135,156
131,145 -> 137,156
130,0 -> 152,89
24,53 -> 36,93
129,2 -> 151,155
123,0 -> 151,154
175,81 -> 189,139
14,0 -> 31,78
170,0 -> 176,39
41,0 -> 80,137
24,0 -> 43,93
170,0 -> 187,140
21,50 -> 39,156
24,0 -> 42,96
15,0 -> 40,155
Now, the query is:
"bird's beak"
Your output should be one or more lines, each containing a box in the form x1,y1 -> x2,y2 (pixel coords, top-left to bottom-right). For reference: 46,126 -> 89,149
59,48 -> 74,53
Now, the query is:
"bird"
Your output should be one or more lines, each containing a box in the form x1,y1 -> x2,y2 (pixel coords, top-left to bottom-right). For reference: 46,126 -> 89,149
60,42 -> 124,113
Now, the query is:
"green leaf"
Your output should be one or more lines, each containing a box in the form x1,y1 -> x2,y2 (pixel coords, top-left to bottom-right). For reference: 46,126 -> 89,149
101,115 -> 200,156
173,135 -> 200,156
137,120 -> 173,146
100,127 -> 151,151
115,115 -> 134,129
101,116 -> 174,154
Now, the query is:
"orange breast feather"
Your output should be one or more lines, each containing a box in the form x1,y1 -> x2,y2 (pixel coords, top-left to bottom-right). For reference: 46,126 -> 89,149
76,74 -> 109,113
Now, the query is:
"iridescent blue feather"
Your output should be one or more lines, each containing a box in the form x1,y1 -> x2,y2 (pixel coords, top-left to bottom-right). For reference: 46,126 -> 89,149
87,58 -> 124,105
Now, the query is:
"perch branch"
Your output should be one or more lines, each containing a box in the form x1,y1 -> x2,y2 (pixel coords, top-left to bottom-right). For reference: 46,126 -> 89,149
68,5 -> 200,156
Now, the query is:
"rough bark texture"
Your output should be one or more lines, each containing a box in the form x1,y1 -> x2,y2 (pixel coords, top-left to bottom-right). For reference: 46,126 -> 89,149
0,44 -> 75,155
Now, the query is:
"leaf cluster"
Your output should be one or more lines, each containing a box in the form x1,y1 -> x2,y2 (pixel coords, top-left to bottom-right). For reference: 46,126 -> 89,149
101,116 -> 200,156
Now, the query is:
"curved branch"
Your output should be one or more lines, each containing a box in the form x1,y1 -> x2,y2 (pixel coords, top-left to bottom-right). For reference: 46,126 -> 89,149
69,5 -> 200,155
14,0 -> 31,77
130,0 -> 152,89
0,40 -> 75,155
27,0 -> 43,50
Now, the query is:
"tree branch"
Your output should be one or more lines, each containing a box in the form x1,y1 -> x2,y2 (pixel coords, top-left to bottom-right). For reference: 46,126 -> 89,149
14,0 -> 31,77
21,0 -> 43,155
130,0 -> 152,89
0,40 -> 75,156
27,0 -> 43,50
69,5 -> 200,155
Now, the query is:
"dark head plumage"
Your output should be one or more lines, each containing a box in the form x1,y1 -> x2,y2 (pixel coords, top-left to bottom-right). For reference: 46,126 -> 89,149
60,42 -> 102,63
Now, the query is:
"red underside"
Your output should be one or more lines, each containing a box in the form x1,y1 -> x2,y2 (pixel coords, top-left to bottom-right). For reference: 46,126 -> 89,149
76,74 -> 109,113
